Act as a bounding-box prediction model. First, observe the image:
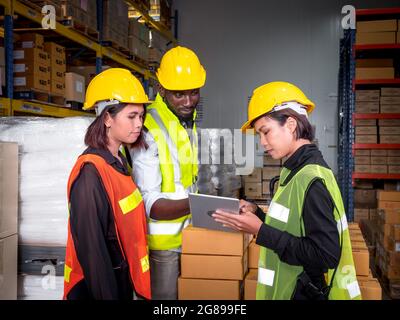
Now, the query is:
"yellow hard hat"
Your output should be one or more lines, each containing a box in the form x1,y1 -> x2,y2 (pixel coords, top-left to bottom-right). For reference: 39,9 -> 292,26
156,46 -> 206,90
241,81 -> 315,132
83,68 -> 151,110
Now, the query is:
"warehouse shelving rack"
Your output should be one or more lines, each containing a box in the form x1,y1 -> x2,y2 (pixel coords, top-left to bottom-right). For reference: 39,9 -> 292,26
0,0 -> 176,117
338,8 -> 400,221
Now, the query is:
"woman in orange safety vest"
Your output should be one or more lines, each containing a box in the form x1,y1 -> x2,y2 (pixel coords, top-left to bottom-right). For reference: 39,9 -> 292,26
63,68 -> 152,300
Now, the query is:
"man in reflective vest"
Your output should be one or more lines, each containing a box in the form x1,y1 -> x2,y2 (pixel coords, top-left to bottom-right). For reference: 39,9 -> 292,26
131,46 -> 206,299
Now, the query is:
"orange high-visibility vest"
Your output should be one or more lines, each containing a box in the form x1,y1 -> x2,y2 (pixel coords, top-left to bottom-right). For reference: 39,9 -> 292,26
63,154 -> 151,300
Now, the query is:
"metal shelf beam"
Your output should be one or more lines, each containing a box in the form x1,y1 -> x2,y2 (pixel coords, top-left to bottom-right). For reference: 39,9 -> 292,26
353,113 -> 400,120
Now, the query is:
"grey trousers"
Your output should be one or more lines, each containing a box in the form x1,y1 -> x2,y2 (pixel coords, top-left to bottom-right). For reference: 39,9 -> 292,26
149,250 -> 181,300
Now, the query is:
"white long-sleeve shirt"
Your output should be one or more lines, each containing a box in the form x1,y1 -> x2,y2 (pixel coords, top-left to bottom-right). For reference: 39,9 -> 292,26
130,131 -> 195,219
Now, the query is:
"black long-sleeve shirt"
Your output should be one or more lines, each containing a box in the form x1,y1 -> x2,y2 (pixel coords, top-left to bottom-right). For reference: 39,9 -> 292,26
255,144 -> 341,298
67,147 -> 133,300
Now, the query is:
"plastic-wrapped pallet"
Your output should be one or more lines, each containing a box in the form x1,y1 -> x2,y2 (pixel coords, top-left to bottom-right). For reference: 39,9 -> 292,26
0,117 -> 93,246
197,129 -> 241,197
18,274 -> 64,300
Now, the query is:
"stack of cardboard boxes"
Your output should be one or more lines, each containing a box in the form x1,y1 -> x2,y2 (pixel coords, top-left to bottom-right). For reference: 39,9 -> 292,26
243,239 -> 260,300
179,226 -> 251,300
13,34 -> 50,94
0,142 -> 18,299
355,19 -> 398,80
61,0 -> 97,33
64,73 -> 85,107
354,187 -> 377,223
103,0 -> 130,52
349,223 -> 383,300
148,31 -> 168,65
44,42 -> 66,98
128,18 -> 150,63
375,191 -> 400,299
243,154 -> 282,202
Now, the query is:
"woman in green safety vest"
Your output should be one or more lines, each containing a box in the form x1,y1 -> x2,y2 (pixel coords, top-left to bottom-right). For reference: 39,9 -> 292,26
213,82 -> 361,300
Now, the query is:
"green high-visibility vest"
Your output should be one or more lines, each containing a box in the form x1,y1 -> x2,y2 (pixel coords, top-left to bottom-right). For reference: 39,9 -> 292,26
256,164 -> 362,300
144,94 -> 198,250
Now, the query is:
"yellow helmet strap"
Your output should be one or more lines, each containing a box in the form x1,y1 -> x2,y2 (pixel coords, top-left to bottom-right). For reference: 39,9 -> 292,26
272,102 -> 309,118
95,99 -> 121,116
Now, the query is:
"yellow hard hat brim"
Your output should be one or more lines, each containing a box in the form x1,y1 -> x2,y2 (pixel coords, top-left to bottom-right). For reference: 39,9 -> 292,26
83,99 -> 154,111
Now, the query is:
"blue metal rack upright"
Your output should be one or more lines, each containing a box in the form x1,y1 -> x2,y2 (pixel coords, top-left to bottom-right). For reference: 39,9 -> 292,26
338,29 -> 356,222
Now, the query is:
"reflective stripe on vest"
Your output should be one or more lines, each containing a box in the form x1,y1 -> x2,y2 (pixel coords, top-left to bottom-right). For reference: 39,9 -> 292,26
63,154 -> 151,299
144,94 -> 198,250
256,164 -> 361,300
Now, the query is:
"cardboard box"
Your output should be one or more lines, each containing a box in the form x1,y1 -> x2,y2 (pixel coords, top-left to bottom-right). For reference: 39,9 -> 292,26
67,65 -> 111,88
355,90 -> 380,102
178,277 -> 241,300
379,119 -> 400,126
16,33 -> 44,49
356,59 -> 394,68
380,209 -> 400,224
244,269 -> 257,300
263,155 -> 281,166
355,119 -> 376,126
262,166 -> 281,179
14,74 -> 50,92
359,279 -> 382,300
13,63 -> 49,76
357,19 -> 398,32
354,165 -> 371,173
244,168 -> 262,183
379,201 -> 400,210
371,149 -> 387,156
355,67 -> 395,80
388,150 -> 400,157
13,48 -> 49,67
378,191 -> 400,202
354,189 -> 377,208
381,135 -> 400,144
355,135 -> 377,144
384,265 -> 400,279
370,208 -> 378,220
380,104 -> 400,114
355,102 -> 380,113
389,166 -> 400,174
0,234 -> 18,299
355,156 -> 370,165
354,208 -> 369,222
352,249 -> 370,276
371,156 -> 387,165
355,149 -> 371,156
0,143 -> 18,239
244,182 -> 262,199
381,96 -> 400,105
248,241 -> 260,269
262,180 -> 269,195
384,181 -> 398,190
371,165 -> 388,174
65,72 -> 85,103
356,31 -> 396,45
381,87 -> 400,96
386,251 -> 400,266
391,225 -> 400,241
380,127 -> 400,135
181,253 -> 248,280
182,225 -> 250,256
43,42 -> 65,59
51,81 -> 65,96
356,126 -> 377,135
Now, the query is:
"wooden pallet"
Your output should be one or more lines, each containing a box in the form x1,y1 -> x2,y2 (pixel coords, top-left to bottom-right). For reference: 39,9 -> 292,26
65,100 -> 83,111
14,89 -> 65,107
14,89 -> 50,104
102,39 -> 131,58
61,18 -> 99,41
